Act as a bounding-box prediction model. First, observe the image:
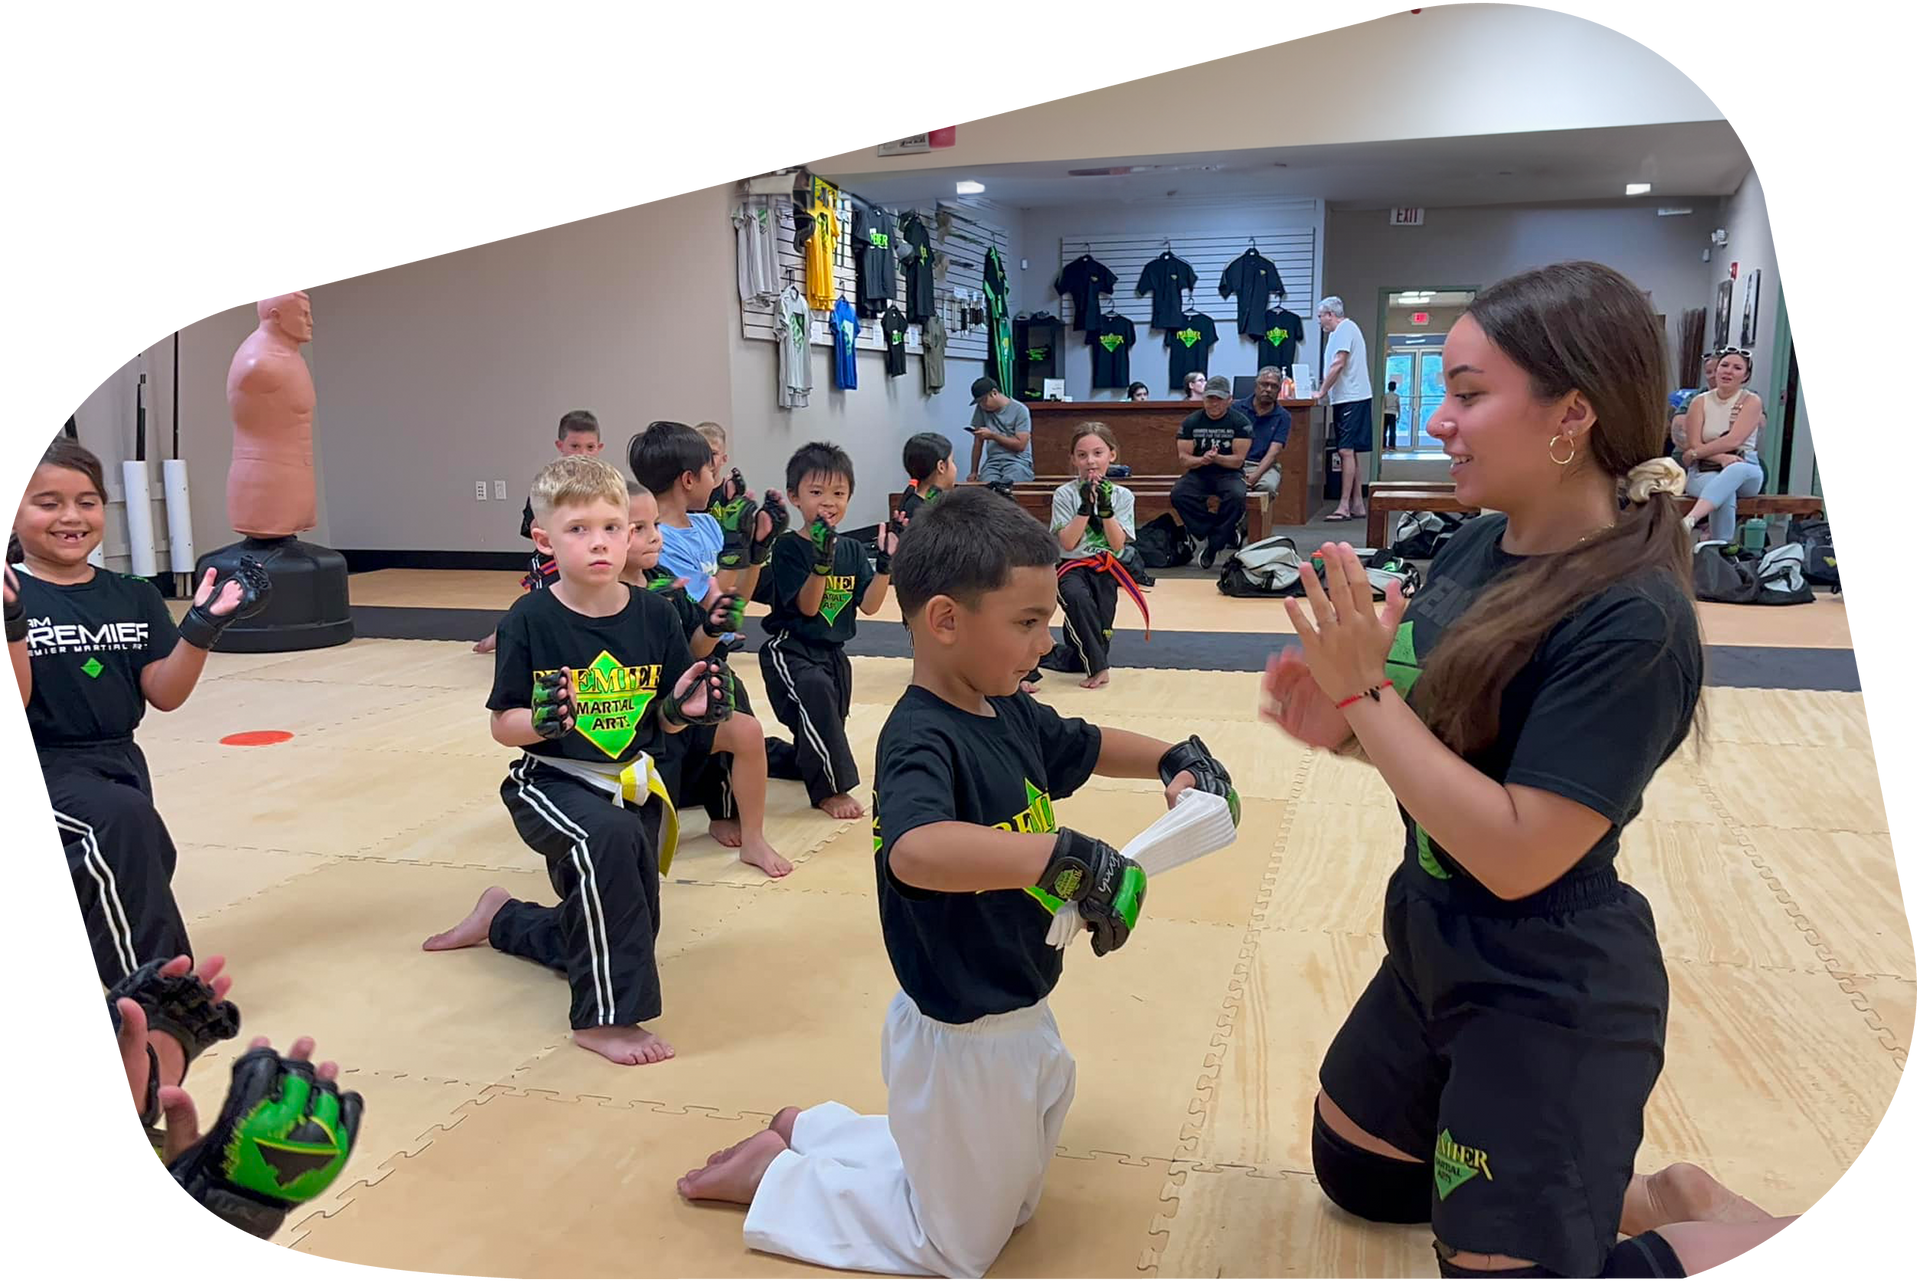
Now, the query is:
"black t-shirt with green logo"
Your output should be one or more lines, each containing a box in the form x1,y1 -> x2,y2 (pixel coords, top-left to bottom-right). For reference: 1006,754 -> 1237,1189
761,529 -> 875,648
883,305 -> 909,377
18,569 -> 179,748
487,585 -> 693,767
1390,515 -> 1702,899
872,685 -> 1103,1023
1053,255 -> 1117,334
1164,312 -> 1219,390
1087,313 -> 1137,389
1258,307 -> 1306,371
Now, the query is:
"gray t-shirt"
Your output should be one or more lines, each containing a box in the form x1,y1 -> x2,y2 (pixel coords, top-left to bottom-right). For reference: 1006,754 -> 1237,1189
970,398 -> 1033,471
1325,318 -> 1372,406
1050,481 -> 1136,560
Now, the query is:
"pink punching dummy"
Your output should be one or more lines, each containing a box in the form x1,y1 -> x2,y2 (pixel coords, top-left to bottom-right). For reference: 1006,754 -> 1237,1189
226,292 -> 317,539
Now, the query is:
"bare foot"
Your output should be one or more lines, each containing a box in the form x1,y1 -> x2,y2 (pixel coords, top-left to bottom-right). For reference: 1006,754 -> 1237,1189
473,634 -> 497,654
702,1109 -> 798,1167
818,793 -> 864,820
708,818 -> 744,849
677,1128 -> 786,1204
739,836 -> 793,878
1080,669 -> 1111,690
1620,1162 -> 1771,1237
422,886 -> 511,950
574,1024 -> 676,1066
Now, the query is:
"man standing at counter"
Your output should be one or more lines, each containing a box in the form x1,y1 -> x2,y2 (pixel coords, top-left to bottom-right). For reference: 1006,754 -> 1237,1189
1234,365 -> 1292,497
965,377 -> 1034,485
1172,375 -> 1253,568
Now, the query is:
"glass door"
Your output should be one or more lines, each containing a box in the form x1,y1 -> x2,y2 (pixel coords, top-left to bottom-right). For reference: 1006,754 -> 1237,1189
1383,337 -> 1447,452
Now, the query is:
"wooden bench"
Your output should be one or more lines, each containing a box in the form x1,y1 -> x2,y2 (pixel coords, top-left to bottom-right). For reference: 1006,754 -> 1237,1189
894,481 -> 1274,542
1365,489 -> 1824,550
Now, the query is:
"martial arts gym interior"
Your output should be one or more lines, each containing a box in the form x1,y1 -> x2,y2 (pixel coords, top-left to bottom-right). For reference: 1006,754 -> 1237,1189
24,9 -> 1907,1279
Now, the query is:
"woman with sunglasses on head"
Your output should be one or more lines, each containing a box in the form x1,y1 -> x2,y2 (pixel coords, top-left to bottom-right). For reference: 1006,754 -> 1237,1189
1261,263 -> 1795,1278
1679,348 -> 1766,543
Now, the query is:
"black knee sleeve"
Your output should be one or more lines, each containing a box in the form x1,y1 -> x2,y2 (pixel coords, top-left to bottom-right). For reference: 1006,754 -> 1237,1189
1310,1108 -> 1431,1224
1432,1231 -> 1686,1278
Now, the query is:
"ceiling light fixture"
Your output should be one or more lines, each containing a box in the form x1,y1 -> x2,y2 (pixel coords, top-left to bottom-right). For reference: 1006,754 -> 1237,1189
1625,182 -> 1652,196
956,180 -> 985,195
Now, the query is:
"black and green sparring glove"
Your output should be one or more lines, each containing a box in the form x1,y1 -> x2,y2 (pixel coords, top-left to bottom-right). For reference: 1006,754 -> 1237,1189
752,491 -> 791,566
3,583 -> 24,644
702,590 -> 747,639
713,494 -> 760,572
168,1047 -> 364,1239
1077,481 -> 1098,520
1092,479 -> 1116,523
177,555 -> 272,650
874,513 -> 905,575
1159,735 -> 1240,827
1038,828 -> 1146,956
531,670 -> 575,740
658,658 -> 733,729
806,516 -> 838,576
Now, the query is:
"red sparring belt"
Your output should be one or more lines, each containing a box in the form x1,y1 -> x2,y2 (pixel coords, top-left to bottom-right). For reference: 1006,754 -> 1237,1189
521,556 -> 558,593
1057,551 -> 1150,640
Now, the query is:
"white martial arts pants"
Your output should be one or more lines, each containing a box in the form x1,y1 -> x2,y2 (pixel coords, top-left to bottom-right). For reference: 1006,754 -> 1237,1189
742,990 -> 1076,1278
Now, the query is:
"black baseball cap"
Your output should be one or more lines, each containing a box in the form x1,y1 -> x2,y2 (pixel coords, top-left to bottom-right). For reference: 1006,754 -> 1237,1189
970,377 -> 1000,404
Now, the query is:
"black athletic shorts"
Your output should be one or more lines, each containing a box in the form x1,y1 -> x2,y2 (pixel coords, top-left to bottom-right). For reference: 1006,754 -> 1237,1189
1320,861 -> 1669,1277
1332,398 -> 1374,452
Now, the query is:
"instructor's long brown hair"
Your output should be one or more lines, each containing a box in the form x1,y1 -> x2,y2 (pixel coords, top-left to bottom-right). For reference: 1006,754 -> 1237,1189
1415,262 -> 1701,754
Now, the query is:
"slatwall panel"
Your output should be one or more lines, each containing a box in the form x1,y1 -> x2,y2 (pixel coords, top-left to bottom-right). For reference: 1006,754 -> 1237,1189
1051,227 -> 1319,334
737,184 -> 1007,365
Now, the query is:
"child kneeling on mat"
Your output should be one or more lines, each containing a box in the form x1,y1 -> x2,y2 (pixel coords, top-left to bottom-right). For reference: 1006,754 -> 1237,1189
1039,423 -> 1144,691
424,455 -> 730,1067
677,485 -> 1239,1278
621,479 -> 791,878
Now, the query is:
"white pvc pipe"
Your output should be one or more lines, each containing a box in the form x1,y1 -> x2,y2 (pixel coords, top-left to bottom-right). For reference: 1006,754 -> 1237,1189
121,460 -> 158,578
162,459 -> 195,573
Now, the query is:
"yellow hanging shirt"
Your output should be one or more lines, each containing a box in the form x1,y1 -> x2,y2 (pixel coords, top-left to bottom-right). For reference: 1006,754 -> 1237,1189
805,199 -> 840,312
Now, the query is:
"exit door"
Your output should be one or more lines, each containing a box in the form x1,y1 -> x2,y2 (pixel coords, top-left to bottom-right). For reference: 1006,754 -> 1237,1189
1383,340 -> 1447,452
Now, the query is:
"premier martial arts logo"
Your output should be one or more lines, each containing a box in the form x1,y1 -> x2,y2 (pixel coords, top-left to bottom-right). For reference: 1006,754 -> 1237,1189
26,617 -> 149,662
1434,1129 -> 1493,1199
818,574 -> 857,625
1174,327 -> 1202,348
1263,324 -> 1293,348
994,780 -> 1073,915
1098,333 -> 1125,353
537,651 -> 662,760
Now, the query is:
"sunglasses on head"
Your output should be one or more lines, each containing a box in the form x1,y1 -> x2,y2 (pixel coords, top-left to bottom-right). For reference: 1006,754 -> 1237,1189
1711,347 -> 1751,359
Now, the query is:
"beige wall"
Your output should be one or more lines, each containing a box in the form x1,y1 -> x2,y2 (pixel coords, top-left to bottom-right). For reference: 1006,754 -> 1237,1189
301,185 -> 736,552
810,7 -> 1720,179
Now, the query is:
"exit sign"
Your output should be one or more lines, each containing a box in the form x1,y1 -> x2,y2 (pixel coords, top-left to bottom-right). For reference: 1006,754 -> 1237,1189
1390,207 -> 1425,226
1411,311 -> 1430,325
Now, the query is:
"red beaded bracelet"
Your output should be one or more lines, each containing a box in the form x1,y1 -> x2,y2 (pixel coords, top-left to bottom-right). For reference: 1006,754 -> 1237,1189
1336,686 -> 1385,710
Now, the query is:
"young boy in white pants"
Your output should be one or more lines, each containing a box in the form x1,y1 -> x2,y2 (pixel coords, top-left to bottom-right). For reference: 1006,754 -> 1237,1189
676,486 -> 1237,1277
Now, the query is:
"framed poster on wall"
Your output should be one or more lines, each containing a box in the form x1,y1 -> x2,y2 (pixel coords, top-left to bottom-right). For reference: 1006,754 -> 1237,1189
1739,270 -> 1763,348
1713,279 -> 1734,350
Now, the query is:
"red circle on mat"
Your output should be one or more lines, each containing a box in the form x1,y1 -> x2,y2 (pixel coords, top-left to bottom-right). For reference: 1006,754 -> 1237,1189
221,730 -> 294,747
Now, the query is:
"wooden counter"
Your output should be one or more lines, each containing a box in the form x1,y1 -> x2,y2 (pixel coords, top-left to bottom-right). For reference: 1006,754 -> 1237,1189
1025,399 -> 1324,526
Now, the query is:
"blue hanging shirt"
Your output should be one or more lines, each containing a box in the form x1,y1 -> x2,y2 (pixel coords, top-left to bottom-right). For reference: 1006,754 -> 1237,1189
831,298 -> 860,390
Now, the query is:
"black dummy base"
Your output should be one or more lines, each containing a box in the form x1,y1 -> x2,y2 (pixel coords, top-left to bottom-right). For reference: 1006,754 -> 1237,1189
194,536 -> 354,653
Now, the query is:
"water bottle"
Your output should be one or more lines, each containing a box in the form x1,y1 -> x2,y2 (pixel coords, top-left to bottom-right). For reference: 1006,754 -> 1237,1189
1740,517 -> 1768,554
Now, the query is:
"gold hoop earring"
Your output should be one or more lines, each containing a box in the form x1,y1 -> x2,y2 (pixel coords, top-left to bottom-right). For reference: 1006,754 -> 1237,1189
1548,433 -> 1576,466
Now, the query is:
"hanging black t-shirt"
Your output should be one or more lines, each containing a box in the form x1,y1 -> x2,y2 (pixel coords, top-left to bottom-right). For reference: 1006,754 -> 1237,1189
872,685 -> 1104,1024
1053,255 -> 1117,333
852,203 -> 900,317
1220,251 -> 1286,337
1087,313 -> 1138,389
1258,308 -> 1307,371
1135,253 -> 1197,330
487,584 -> 694,768
1016,312 -> 1063,394
900,213 -> 936,323
1179,407 -> 1253,473
1164,312 -> 1220,390
761,529 -> 876,648
1389,516 -> 1702,903
18,569 -> 180,749
883,305 -> 909,377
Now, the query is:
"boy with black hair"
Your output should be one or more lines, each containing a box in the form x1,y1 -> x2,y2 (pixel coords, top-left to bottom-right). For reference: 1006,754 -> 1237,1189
424,455 -> 732,1067
897,432 -> 957,526
678,486 -> 1239,1277
622,479 -> 792,878
758,441 -> 897,820
476,409 -> 604,654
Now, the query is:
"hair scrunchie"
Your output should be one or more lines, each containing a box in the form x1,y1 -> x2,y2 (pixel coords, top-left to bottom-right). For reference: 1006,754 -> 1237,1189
1624,456 -> 1687,504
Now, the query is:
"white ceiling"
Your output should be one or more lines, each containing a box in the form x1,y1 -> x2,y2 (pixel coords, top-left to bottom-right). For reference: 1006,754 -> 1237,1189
822,122 -> 1748,212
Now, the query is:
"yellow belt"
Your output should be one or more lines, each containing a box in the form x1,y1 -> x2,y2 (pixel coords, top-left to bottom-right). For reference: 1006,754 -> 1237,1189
616,757 -> 680,875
